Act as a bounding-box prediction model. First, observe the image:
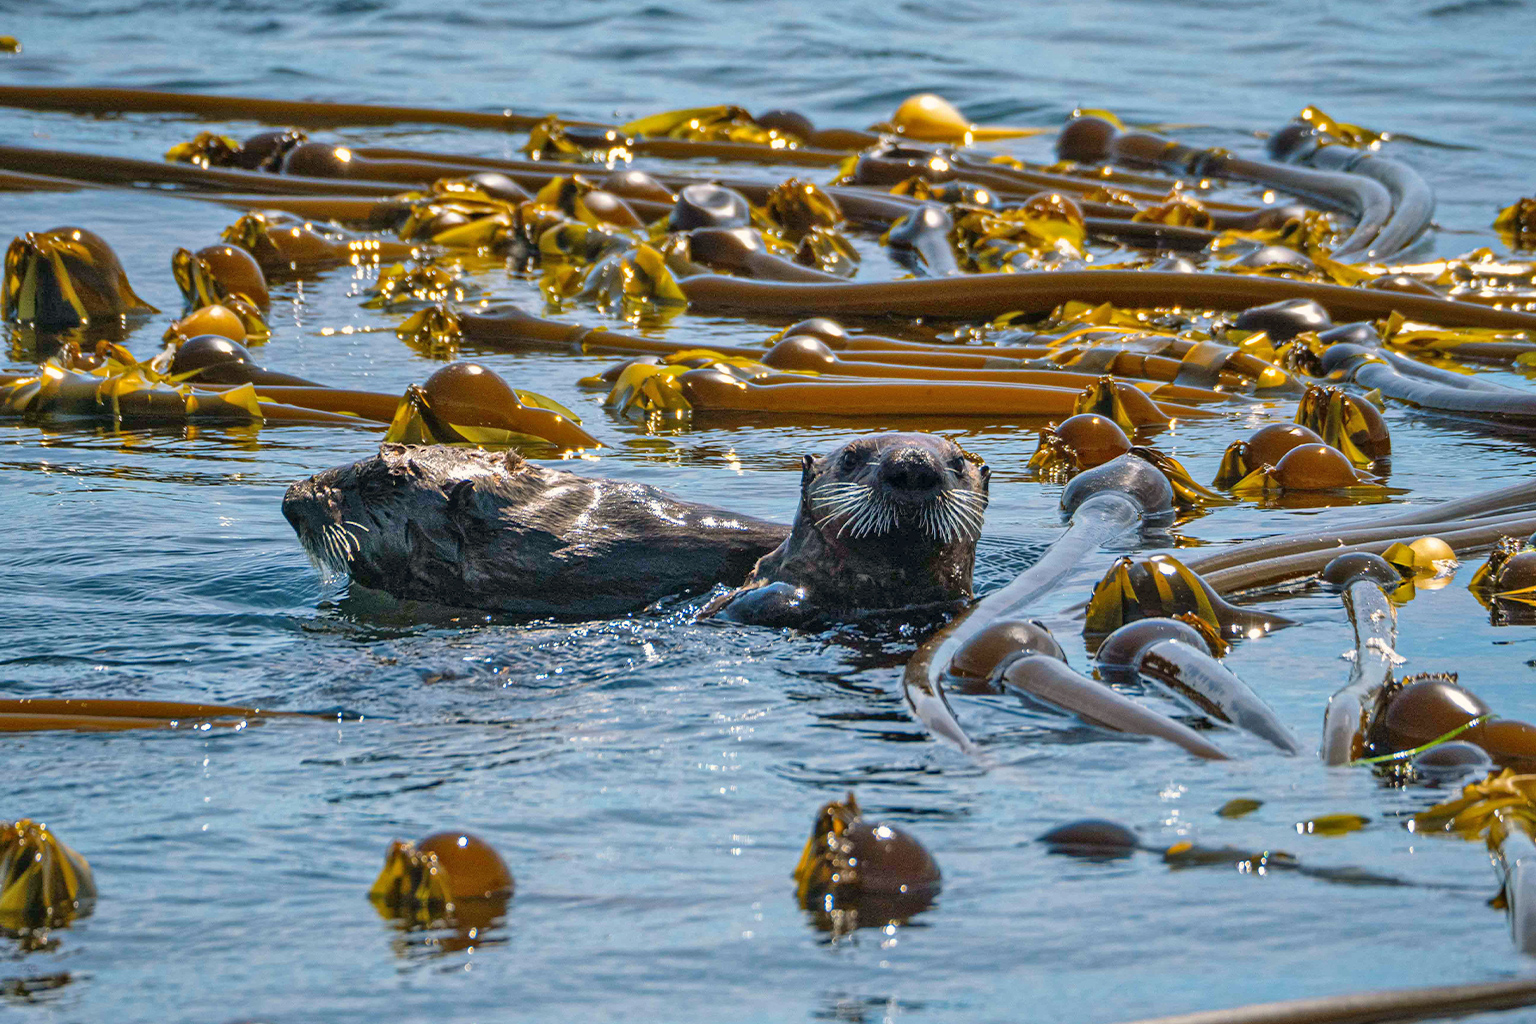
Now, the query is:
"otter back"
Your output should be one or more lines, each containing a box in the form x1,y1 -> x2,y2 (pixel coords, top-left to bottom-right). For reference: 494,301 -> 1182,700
283,444 -> 789,618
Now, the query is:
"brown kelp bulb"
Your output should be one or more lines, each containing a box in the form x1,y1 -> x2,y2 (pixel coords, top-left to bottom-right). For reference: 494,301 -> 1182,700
1088,379 -> 1165,428
599,169 -> 676,204
1368,274 -> 1441,297
1228,246 -> 1318,274
195,243 -> 270,309
1055,116 -> 1117,163
1095,617 -> 1207,672
836,820 -> 941,896
1409,536 -> 1455,566
1053,414 -> 1131,467
780,317 -> 848,347
172,304 -> 245,343
1372,679 -> 1492,755
1020,191 -> 1086,229
754,109 -> 815,139
466,171 -> 531,202
236,128 -> 307,170
1234,298 -> 1332,342
668,183 -> 751,231
416,832 -> 514,899
170,334 -> 255,378
1317,322 -> 1380,347
279,141 -> 355,178
1246,423 -> 1323,467
763,336 -> 838,372
1496,550 -> 1536,593
1038,819 -> 1139,858
1411,740 -> 1492,781
678,367 -> 750,406
948,619 -> 1066,681
1322,552 -> 1402,590
1474,720 -> 1536,764
1270,443 -> 1361,490
578,190 -> 644,229
687,226 -> 766,265
421,362 -> 522,425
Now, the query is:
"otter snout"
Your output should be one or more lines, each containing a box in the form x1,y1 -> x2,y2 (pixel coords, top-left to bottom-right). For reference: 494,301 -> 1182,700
877,447 -> 942,497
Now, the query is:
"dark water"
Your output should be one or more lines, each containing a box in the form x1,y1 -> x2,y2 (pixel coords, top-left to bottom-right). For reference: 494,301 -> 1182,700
3,1 -> 1536,1021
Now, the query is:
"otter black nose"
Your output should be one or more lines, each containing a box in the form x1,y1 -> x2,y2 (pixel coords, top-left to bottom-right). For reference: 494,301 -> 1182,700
879,449 -> 941,492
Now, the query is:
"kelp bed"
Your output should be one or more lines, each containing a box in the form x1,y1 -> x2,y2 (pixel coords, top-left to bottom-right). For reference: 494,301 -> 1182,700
8,64 -> 1536,1024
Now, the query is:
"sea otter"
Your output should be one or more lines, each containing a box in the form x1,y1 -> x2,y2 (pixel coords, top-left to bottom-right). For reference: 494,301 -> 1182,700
703,433 -> 988,625
282,433 -> 988,625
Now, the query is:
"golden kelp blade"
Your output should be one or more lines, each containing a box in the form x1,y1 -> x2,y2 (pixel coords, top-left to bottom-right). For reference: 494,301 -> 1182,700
0,820 -> 95,930
620,104 -> 795,146
1296,105 -> 1387,148
1085,555 -> 1223,636
164,131 -> 242,168
1128,446 -> 1233,507
396,305 -> 463,358
1494,198 -> 1536,249
368,840 -> 454,927
792,793 -> 860,905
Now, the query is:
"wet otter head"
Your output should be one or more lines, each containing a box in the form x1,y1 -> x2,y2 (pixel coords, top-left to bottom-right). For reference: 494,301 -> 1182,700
710,433 -> 989,625
804,433 -> 988,550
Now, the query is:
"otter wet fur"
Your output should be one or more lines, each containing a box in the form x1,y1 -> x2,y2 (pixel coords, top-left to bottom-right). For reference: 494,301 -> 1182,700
282,443 -> 788,618
283,433 -> 987,625
702,433 -> 989,626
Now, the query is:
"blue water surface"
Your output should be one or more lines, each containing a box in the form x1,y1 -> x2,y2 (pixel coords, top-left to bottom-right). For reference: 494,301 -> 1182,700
2,1 -> 1536,1021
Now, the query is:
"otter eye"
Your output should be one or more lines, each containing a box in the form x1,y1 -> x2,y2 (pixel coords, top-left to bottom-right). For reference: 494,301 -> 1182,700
948,456 -> 967,475
840,448 -> 861,470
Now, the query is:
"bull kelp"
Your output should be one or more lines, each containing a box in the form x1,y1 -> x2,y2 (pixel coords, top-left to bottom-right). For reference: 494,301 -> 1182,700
4,2 -> 1536,1020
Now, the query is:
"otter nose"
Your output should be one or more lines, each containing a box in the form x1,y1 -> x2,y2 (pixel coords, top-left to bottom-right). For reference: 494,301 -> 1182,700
878,449 -> 941,493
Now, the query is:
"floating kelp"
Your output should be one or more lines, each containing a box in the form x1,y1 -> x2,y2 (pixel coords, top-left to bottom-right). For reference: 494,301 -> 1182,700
0,821 -> 94,933
1094,618 -> 1298,753
1084,554 -> 1297,641
1469,537 -> 1536,625
1040,817 -> 1405,885
1318,553 -> 1406,766
1292,384 -> 1390,466
1414,769 -> 1536,954
384,361 -> 599,450
1495,198 -> 1536,250
793,793 -> 939,936
369,831 -> 513,931
2,226 -> 156,330
222,211 -> 419,275
905,455 -> 1175,753
0,696 -> 300,733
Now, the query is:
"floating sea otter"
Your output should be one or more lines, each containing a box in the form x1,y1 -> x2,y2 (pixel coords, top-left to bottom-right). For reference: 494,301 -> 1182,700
284,433 -> 988,625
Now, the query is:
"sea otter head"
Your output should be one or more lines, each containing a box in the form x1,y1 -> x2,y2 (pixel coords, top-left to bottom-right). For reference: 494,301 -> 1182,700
801,433 -> 989,550
281,443 -> 521,587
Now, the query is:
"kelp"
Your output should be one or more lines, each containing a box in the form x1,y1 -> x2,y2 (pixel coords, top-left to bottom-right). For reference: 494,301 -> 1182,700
2,226 -> 156,330
792,792 -> 940,936
0,821 -> 94,933
1084,554 -> 1297,640
369,831 -> 513,931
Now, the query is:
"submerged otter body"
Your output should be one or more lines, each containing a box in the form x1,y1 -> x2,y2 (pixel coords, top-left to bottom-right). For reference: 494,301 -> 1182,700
282,443 -> 788,618
705,433 -> 989,626
284,434 -> 987,625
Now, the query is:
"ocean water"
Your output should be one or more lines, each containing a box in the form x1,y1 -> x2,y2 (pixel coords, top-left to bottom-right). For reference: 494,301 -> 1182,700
2,1 -> 1536,1021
